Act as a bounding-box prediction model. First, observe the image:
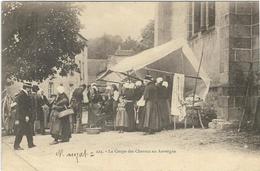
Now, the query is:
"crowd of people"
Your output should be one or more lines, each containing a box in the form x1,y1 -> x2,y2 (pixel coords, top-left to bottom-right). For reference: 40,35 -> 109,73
87,74 -> 172,135
12,74 -> 173,150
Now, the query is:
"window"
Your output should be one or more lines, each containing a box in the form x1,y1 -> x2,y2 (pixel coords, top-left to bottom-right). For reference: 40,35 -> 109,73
193,2 -> 201,34
208,2 -> 215,28
190,2 -> 215,37
48,82 -> 54,98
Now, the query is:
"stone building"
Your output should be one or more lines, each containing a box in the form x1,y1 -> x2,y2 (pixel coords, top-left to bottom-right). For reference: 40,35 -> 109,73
155,2 -> 259,125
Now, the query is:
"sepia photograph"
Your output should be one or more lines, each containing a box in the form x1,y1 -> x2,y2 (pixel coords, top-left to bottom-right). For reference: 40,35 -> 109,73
1,1 -> 260,171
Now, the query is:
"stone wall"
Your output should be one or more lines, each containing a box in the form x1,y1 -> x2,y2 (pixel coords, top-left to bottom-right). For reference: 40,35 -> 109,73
155,2 -> 259,124
227,1 -> 259,121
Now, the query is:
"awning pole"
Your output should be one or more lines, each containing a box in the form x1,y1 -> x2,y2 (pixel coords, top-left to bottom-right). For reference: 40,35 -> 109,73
99,79 -> 123,84
144,67 -> 202,80
115,71 -> 143,81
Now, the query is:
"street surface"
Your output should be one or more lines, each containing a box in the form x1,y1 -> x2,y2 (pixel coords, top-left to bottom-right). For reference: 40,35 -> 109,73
2,129 -> 260,171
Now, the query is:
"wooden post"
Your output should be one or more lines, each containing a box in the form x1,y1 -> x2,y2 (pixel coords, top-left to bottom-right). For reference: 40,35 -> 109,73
238,63 -> 253,132
192,44 -> 205,129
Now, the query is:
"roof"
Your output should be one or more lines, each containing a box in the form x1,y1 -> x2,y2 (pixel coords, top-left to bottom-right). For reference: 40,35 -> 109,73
114,49 -> 135,56
98,38 -> 211,100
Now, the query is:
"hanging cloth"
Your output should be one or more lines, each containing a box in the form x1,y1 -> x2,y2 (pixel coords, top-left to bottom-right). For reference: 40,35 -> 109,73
170,73 -> 186,121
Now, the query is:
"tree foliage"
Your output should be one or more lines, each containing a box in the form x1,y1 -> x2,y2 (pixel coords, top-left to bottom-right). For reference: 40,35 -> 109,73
120,36 -> 139,53
138,19 -> 154,51
120,20 -> 155,53
88,34 -> 122,59
2,2 -> 86,82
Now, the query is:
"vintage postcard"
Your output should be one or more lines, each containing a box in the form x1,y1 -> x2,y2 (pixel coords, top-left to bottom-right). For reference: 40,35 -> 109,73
1,1 -> 260,171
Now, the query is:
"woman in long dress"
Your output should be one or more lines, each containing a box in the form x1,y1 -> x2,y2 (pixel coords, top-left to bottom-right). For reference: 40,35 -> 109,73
88,85 -> 102,127
157,80 -> 170,130
143,75 -> 160,134
110,84 -> 119,128
50,86 -> 71,145
123,83 -> 136,132
134,81 -> 145,131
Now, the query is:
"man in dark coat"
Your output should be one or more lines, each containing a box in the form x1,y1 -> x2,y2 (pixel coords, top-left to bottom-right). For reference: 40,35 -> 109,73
70,84 -> 86,133
14,82 -> 36,150
143,75 -> 160,135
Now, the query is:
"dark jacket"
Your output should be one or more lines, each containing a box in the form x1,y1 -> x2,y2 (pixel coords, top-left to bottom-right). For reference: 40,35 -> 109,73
15,90 -> 32,122
71,87 -> 84,103
157,84 -> 169,100
144,82 -> 158,101
53,93 -> 69,112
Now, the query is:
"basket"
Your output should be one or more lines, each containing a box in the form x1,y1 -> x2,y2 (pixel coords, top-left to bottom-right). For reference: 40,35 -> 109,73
86,127 -> 101,134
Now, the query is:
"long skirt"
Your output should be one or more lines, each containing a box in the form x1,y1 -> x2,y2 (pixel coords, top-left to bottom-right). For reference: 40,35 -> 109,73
115,109 -> 129,128
125,102 -> 135,131
112,101 -> 118,125
50,110 -> 71,141
157,99 -> 170,129
136,106 -> 145,130
88,103 -> 101,126
143,100 -> 160,131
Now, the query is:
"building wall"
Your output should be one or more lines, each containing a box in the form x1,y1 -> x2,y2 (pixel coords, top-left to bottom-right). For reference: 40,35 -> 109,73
39,46 -> 88,99
155,1 -> 259,122
87,59 -> 108,84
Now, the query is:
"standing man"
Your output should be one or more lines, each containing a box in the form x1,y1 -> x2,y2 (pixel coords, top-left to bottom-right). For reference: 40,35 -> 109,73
14,82 -> 36,150
70,84 -> 87,133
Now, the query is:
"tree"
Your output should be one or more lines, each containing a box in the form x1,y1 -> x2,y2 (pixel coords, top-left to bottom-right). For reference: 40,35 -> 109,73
138,20 -> 154,51
120,36 -> 139,53
2,2 -> 86,83
119,20 -> 155,54
88,34 -> 123,59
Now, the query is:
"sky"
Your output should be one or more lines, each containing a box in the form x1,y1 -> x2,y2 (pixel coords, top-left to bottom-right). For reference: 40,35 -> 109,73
77,2 -> 156,40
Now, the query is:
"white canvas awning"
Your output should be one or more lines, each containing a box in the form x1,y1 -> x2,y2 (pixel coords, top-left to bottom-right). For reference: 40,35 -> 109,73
97,38 -> 211,100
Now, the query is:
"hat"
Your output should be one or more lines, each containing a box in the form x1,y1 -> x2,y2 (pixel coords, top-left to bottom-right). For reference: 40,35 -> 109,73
123,83 -> 130,88
128,83 -> 135,89
162,81 -> 168,88
92,86 -> 98,92
23,82 -> 32,88
32,85 -> 39,92
156,77 -> 163,83
57,85 -> 65,94
91,83 -> 97,87
144,75 -> 153,81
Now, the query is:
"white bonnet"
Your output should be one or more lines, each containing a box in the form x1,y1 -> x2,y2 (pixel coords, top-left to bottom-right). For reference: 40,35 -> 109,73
156,77 -> 163,83
135,81 -> 142,86
162,81 -> 168,88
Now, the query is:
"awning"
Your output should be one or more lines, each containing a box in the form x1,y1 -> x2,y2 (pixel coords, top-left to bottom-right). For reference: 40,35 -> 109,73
97,38 -> 211,100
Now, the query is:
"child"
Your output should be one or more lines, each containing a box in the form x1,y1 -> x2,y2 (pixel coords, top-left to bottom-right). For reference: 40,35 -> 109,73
115,96 -> 129,133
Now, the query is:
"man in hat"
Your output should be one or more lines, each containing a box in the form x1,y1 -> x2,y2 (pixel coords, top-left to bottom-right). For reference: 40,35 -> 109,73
70,84 -> 87,133
14,82 -> 36,150
143,75 -> 160,134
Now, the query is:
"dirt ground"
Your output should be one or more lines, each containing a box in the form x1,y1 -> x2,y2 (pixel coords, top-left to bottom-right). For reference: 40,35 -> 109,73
2,129 -> 260,171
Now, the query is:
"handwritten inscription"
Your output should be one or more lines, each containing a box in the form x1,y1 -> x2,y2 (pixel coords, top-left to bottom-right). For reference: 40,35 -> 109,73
56,149 -> 94,163
55,148 -> 176,163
